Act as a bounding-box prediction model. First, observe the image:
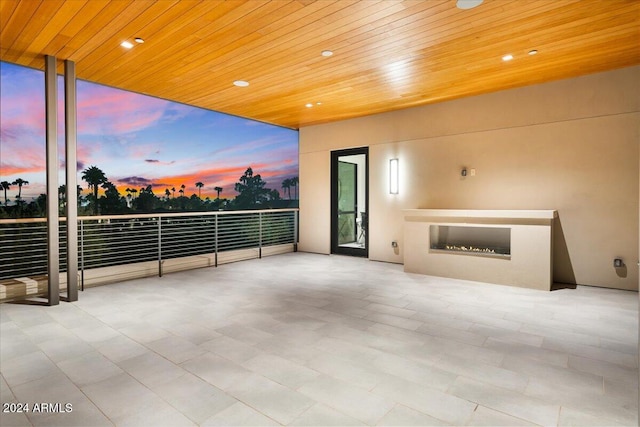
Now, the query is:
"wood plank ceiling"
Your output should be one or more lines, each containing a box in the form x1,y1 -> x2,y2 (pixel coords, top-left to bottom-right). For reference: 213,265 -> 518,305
1,0 -> 639,129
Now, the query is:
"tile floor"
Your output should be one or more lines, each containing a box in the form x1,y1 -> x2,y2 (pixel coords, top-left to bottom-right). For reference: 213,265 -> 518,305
0,253 -> 637,426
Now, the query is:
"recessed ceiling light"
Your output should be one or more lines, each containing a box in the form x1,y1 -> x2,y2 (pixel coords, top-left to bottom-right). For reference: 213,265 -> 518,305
134,37 -> 145,44
233,80 -> 249,87
316,102 -> 322,105
502,54 -> 514,61
305,103 -> 313,108
528,49 -> 538,55
121,41 -> 133,49
456,0 -> 483,10
321,50 -> 333,57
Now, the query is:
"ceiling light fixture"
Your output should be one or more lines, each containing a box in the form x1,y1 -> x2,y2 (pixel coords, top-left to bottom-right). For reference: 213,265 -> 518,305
316,102 -> 322,105
528,49 -> 538,55
120,41 -> 133,49
502,54 -> 514,61
233,80 -> 249,87
305,103 -> 313,108
321,50 -> 333,57
134,37 -> 145,44
456,0 -> 483,10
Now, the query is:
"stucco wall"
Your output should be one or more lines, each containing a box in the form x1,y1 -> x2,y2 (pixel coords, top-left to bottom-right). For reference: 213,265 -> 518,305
299,66 -> 640,290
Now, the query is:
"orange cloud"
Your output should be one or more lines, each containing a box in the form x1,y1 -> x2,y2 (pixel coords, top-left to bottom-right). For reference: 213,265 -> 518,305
0,165 -> 44,176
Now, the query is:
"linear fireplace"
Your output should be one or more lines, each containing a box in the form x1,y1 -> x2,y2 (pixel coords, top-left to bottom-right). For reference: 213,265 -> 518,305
429,225 -> 510,258
403,209 -> 557,290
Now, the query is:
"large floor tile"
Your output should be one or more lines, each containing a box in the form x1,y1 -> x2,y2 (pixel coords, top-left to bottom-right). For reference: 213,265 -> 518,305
464,405 -> 537,426
375,404 -> 449,426
290,402 -> 366,426
180,352 -> 253,391
0,253 -> 636,426
242,353 -> 320,389
298,375 -> 395,425
201,401 -> 280,426
226,373 -> 315,425
449,376 -> 560,426
371,375 -> 476,425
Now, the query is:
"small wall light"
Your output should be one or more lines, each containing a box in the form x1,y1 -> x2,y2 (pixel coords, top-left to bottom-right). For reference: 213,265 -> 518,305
390,158 -> 399,194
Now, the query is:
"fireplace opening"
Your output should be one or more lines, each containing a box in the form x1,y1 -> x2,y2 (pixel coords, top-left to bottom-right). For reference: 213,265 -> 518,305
429,225 -> 511,258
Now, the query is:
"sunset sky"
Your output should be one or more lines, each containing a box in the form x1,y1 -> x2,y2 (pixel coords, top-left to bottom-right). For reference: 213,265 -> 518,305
0,61 -> 298,202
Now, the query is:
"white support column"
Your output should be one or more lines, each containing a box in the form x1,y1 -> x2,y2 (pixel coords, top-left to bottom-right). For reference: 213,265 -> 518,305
45,55 -> 59,306
65,60 -> 78,302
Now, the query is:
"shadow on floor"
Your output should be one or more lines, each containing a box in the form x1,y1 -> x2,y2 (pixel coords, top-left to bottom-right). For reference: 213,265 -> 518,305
551,282 -> 578,291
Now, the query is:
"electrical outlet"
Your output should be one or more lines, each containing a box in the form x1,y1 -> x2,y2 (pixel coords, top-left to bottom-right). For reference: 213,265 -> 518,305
470,168 -> 476,176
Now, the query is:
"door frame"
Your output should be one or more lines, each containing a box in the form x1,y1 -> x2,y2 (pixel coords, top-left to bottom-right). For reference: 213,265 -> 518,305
331,147 -> 369,257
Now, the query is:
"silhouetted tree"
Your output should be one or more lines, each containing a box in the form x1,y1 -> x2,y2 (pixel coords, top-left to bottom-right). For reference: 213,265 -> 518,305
1,181 -> 10,206
58,184 -> 83,215
11,178 -> 29,201
135,185 -> 159,212
81,166 -> 107,214
195,181 -> 204,199
268,189 -> 281,201
234,167 -> 269,209
281,178 -> 292,200
214,186 -> 223,200
291,176 -> 299,200
98,182 -> 127,214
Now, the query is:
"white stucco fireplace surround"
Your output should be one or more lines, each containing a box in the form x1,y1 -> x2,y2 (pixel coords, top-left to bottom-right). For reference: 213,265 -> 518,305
403,209 -> 557,291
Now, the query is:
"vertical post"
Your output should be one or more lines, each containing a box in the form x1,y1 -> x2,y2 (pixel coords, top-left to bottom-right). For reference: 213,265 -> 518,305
258,212 -> 262,259
158,217 -> 163,277
293,210 -> 298,252
80,219 -> 84,291
214,214 -> 218,267
65,60 -> 78,302
45,55 -> 60,306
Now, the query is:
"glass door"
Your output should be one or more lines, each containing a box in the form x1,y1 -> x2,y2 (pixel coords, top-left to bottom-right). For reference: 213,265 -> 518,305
331,147 -> 368,257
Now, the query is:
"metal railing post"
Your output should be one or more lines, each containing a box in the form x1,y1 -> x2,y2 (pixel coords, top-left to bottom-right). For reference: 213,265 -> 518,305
258,212 -> 263,259
214,214 -> 218,267
80,219 -> 85,291
294,210 -> 299,252
158,217 -> 163,277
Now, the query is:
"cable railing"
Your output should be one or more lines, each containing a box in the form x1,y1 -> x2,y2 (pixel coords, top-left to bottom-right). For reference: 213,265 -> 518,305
0,209 -> 298,289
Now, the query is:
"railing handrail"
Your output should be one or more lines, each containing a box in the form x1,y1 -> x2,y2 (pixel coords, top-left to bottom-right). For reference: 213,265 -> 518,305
0,208 -> 300,224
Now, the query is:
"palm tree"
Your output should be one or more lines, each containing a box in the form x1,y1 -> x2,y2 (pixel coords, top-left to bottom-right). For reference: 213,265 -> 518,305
195,181 -> 204,199
171,187 -> 176,198
0,181 -> 10,206
81,166 -> 107,214
281,178 -> 292,200
214,186 -> 223,200
58,184 -> 66,210
291,176 -> 299,200
130,188 -> 138,199
179,184 -> 185,197
11,178 -> 29,201
164,188 -> 171,200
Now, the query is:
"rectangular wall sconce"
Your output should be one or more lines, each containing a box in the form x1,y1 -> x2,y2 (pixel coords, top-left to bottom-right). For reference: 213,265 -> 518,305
389,158 -> 399,194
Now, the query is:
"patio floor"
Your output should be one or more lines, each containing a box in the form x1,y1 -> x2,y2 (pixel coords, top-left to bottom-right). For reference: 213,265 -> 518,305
1,252 -> 637,426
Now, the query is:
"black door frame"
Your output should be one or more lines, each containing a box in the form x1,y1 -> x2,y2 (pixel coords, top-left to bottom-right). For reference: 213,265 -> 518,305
331,147 -> 369,257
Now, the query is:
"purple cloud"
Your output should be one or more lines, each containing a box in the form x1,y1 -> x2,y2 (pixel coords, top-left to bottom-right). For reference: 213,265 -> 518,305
118,176 -> 153,186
